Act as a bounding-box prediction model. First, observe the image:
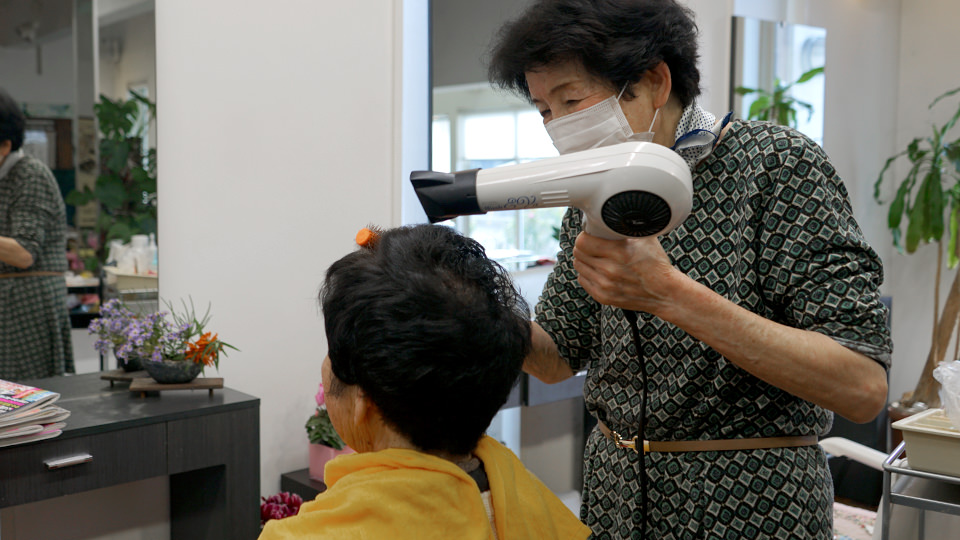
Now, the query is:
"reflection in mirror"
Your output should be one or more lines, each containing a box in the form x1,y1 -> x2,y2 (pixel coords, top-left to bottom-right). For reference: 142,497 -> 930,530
730,16 -> 826,144
431,0 -> 563,273
0,0 -> 156,375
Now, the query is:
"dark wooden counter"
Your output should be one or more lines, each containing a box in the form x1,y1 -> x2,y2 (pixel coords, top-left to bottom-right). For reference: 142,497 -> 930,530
0,372 -> 261,540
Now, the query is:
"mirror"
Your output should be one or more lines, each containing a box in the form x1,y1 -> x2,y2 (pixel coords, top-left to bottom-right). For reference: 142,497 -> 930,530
730,15 -> 826,145
431,0 -> 564,277
0,0 -> 157,374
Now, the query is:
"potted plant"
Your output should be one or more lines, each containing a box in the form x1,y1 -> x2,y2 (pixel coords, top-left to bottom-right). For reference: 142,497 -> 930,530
305,382 -> 351,481
87,298 -> 237,383
874,86 -> 960,411
734,66 -> 824,127
66,92 -> 157,272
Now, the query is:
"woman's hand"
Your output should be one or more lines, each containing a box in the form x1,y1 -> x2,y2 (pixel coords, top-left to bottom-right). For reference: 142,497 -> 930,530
571,231 -> 683,317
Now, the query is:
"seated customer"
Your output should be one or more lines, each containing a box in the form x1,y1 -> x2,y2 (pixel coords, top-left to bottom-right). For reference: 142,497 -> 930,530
259,224 -> 589,540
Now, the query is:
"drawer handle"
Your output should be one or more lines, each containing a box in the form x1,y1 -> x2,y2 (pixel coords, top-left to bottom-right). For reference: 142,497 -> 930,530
44,453 -> 93,470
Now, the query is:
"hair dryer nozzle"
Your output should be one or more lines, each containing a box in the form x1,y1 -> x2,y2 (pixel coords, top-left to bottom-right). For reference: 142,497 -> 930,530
410,170 -> 484,223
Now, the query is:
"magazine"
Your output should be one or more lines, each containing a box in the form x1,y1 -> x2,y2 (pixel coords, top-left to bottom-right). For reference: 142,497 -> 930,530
0,379 -> 60,419
0,422 -> 66,448
0,405 -> 71,429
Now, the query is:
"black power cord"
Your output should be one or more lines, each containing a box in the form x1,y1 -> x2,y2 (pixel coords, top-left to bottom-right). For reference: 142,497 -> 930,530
621,309 -> 647,539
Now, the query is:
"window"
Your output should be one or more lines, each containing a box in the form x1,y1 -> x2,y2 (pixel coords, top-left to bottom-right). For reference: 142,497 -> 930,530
731,17 -> 826,145
432,107 -> 564,268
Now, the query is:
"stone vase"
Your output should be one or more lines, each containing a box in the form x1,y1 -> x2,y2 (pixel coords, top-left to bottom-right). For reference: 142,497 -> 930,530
143,359 -> 204,384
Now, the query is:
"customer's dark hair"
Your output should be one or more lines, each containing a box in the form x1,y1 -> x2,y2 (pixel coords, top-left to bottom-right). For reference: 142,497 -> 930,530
0,88 -> 25,151
487,0 -> 701,107
320,224 -> 531,456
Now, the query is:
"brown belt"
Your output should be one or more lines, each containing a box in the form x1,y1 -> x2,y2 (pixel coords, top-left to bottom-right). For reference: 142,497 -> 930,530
598,420 -> 818,453
0,271 -> 64,279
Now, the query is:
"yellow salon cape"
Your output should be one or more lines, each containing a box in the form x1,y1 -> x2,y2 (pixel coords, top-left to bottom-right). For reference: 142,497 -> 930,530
259,435 -> 590,539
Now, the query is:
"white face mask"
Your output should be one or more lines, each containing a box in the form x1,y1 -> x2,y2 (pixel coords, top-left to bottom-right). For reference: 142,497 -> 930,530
545,85 -> 659,155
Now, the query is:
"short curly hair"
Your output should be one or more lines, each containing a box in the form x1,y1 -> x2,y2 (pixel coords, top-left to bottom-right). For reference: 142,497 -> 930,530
0,88 -> 25,152
487,0 -> 701,107
320,224 -> 531,456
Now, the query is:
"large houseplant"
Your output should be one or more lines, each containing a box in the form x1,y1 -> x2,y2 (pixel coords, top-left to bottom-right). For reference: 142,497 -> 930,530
874,86 -> 960,409
66,92 -> 157,271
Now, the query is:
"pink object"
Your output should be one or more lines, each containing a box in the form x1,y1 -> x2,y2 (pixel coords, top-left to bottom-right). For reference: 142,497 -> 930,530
315,383 -> 326,407
308,443 -> 353,481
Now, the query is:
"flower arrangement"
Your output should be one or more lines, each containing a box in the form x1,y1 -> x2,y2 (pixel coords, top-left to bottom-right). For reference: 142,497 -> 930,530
89,299 -> 137,356
88,298 -> 237,371
260,491 -> 303,527
305,382 -> 346,449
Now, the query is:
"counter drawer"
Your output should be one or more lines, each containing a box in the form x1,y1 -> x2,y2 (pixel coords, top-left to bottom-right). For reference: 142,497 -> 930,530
0,423 -> 166,508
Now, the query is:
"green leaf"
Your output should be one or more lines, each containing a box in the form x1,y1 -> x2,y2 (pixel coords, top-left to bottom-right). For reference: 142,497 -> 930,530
888,181 -> 909,229
925,167 -> 946,242
946,140 -> 960,174
748,96 -> 771,120
107,221 -> 135,243
950,205 -> 960,268
65,187 -> 94,206
905,190 -> 927,252
874,149 -> 909,201
795,66 -> 825,85
930,86 -> 960,109
94,174 -> 128,210
734,86 -> 759,96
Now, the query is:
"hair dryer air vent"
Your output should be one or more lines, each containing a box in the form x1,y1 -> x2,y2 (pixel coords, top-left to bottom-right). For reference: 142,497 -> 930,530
601,191 -> 672,238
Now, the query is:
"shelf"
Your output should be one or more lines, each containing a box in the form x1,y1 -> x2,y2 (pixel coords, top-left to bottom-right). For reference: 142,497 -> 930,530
881,442 -> 960,539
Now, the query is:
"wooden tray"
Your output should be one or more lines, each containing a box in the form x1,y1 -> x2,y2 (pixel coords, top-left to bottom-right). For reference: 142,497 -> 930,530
101,369 -> 149,386
129,377 -> 224,397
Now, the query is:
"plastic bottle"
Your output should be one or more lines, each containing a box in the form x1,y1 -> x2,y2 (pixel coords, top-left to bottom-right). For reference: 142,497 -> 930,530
147,233 -> 159,275
129,235 -> 150,275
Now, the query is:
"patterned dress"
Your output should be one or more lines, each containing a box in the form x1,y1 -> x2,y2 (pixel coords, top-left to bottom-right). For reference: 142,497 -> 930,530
536,120 -> 892,539
0,155 -> 74,380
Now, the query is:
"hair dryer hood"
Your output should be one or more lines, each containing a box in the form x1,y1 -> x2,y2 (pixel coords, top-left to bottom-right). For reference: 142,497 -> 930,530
411,141 -> 693,240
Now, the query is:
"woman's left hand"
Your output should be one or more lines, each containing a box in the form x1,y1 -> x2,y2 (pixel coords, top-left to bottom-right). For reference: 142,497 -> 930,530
571,231 -> 682,315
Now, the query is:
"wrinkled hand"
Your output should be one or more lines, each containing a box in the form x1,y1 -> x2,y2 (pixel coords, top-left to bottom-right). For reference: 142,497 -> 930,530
572,231 -> 682,314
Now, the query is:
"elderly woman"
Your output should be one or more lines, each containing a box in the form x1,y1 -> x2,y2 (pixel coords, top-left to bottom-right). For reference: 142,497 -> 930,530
258,224 -> 589,540
487,1 -> 891,538
0,88 -> 73,380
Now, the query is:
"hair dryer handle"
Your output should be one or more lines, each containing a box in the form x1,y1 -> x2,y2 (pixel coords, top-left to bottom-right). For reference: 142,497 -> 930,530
581,213 -> 625,240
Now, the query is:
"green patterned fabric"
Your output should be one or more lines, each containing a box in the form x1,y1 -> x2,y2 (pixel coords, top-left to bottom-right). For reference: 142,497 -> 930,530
536,121 -> 892,539
0,155 -> 74,380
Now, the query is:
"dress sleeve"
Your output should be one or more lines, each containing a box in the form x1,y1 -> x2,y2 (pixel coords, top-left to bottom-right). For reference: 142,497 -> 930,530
5,162 -> 55,264
534,208 -> 601,371
755,131 -> 893,368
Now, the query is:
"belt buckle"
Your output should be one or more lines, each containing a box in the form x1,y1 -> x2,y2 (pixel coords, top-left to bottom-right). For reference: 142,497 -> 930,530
612,429 -> 642,453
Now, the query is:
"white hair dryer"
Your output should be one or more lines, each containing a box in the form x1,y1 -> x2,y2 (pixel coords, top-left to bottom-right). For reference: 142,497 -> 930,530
411,141 -> 693,240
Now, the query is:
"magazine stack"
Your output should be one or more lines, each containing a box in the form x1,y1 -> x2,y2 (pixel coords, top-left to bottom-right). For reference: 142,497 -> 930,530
0,379 -> 70,448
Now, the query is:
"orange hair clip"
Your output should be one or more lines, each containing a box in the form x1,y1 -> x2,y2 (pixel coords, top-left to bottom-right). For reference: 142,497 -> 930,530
355,226 -> 382,249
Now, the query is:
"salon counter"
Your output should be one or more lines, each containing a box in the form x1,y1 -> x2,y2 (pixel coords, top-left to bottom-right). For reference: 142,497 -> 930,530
0,372 -> 261,540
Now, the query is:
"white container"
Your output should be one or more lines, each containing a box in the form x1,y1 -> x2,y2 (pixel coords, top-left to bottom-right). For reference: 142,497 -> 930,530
892,407 -> 960,477
103,266 -> 159,291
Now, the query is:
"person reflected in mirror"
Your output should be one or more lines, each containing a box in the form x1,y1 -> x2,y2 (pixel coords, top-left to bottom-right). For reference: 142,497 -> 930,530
258,224 -> 590,540
487,1 -> 892,538
0,88 -> 74,380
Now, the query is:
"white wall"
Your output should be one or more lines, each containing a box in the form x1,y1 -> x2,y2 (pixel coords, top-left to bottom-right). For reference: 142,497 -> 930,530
156,0 -> 399,496
885,0 -> 960,403
0,34 -> 75,106
98,11 -> 156,102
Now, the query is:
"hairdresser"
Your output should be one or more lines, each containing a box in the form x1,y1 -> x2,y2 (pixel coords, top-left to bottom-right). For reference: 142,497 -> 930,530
0,87 -> 73,380
487,1 -> 891,538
